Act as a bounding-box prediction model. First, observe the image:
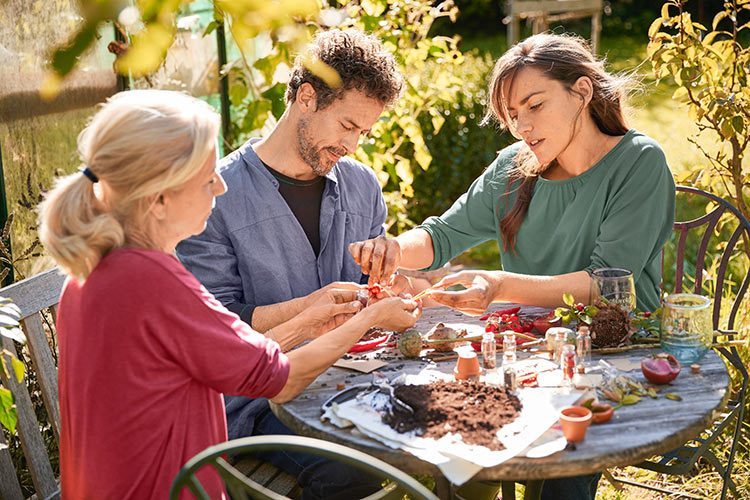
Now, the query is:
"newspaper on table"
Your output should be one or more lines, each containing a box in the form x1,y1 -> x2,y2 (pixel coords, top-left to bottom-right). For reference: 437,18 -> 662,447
322,364 -> 587,485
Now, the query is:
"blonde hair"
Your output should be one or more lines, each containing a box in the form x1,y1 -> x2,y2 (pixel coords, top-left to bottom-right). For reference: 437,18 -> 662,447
39,90 -> 220,281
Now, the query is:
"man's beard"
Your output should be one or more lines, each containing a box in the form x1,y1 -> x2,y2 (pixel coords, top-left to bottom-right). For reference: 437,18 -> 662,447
296,117 -> 346,177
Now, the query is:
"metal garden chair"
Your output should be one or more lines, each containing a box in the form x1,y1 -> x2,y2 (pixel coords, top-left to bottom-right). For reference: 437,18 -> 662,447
169,435 -> 439,500
615,185 -> 750,499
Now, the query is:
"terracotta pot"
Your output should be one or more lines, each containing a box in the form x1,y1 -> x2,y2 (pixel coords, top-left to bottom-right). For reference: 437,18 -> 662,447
454,351 -> 482,380
559,406 -> 592,443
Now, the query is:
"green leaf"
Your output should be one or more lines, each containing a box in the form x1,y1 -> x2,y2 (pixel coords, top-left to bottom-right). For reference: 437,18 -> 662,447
203,20 -> 219,37
583,305 -> 599,317
0,387 -> 15,434
664,393 -> 683,401
563,293 -> 575,307
10,356 -> 23,383
50,21 -> 100,78
621,394 -> 641,405
554,308 -> 567,318
732,116 -> 745,134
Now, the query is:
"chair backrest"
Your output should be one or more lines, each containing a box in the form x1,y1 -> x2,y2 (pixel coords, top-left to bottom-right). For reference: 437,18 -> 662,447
666,186 -> 750,332
0,268 -> 65,500
170,434 -> 440,500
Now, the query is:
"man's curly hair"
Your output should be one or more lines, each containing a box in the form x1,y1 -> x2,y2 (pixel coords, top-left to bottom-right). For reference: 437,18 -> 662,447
286,29 -> 404,109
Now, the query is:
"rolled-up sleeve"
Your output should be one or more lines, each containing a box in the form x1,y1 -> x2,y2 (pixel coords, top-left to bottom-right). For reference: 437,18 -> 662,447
418,157 -> 503,270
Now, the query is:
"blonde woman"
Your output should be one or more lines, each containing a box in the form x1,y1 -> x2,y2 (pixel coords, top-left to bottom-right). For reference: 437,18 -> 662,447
40,90 -> 419,499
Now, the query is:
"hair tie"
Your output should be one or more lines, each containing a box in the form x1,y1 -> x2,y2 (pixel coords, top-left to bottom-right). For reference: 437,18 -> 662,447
80,167 -> 99,183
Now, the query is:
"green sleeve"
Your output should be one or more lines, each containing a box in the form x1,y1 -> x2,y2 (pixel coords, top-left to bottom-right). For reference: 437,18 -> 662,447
418,148 -> 515,271
585,145 -> 676,309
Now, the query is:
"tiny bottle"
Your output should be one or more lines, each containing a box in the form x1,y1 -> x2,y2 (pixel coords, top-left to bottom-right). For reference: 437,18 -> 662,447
481,332 -> 497,370
561,344 -> 577,386
576,325 -> 592,369
502,331 -> 517,365
503,366 -> 517,391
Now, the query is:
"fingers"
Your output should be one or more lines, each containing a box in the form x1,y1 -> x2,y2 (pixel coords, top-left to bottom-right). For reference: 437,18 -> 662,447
349,236 -> 400,285
433,271 -> 476,290
429,289 -> 489,316
368,237 -> 389,283
328,289 -> 359,304
348,242 -> 364,265
325,281 -> 364,292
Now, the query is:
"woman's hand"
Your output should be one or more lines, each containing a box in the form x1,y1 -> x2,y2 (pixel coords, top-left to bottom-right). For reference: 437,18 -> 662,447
348,236 -> 401,285
429,270 -> 504,316
362,296 -> 421,332
298,288 -> 364,339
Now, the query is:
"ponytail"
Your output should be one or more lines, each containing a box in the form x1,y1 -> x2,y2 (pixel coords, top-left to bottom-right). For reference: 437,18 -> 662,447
37,89 -> 221,281
39,171 -> 124,281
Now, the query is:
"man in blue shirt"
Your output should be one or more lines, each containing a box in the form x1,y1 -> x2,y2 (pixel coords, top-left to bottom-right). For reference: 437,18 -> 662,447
178,29 -> 404,498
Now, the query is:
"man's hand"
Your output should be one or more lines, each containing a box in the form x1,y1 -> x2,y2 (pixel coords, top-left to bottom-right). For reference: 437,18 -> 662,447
429,270 -> 503,316
299,288 -> 364,338
348,236 -> 401,285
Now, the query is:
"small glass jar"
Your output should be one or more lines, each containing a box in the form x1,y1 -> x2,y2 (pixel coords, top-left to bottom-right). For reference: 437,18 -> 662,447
481,331 -> 497,370
561,344 -> 577,386
503,366 -> 517,391
502,331 -> 517,365
547,327 -> 574,364
660,293 -> 712,364
576,325 -> 592,368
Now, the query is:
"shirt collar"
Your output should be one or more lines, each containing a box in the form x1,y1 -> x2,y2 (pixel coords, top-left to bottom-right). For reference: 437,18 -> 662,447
238,137 -> 340,186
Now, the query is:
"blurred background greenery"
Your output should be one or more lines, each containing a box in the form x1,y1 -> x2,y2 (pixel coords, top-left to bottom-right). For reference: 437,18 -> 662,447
0,0 -> 748,497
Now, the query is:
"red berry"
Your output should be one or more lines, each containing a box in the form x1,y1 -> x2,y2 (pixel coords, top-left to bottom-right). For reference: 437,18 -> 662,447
576,303 -> 584,311
644,311 -> 652,318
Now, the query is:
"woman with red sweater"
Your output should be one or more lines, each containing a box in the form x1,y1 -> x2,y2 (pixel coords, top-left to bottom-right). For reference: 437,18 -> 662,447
39,90 -> 418,498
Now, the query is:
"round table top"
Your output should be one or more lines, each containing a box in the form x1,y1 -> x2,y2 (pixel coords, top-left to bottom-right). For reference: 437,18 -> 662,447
271,305 -> 730,481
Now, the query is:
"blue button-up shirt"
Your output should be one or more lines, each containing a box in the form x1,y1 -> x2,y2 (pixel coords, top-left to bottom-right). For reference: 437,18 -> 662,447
177,138 -> 386,319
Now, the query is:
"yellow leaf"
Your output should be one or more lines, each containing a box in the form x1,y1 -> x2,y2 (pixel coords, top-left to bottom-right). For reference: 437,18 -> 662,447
672,86 -> 689,102
413,143 -> 431,170
661,3 -> 672,21
301,55 -> 342,89
39,72 -> 62,101
648,18 -> 663,38
115,23 -> 175,77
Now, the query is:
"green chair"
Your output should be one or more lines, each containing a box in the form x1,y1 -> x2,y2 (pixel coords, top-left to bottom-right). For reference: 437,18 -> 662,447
170,435 -> 439,500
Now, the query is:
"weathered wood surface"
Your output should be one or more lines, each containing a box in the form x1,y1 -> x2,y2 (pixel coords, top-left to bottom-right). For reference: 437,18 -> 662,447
0,268 -> 65,319
0,427 -> 25,500
0,268 -> 64,499
0,337 -> 58,499
271,304 -> 730,482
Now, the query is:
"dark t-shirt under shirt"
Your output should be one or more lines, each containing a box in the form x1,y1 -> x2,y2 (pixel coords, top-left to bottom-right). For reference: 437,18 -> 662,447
262,162 -> 325,257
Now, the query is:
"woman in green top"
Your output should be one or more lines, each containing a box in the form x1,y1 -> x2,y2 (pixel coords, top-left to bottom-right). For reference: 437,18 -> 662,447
351,33 -> 674,314
350,33 -> 675,499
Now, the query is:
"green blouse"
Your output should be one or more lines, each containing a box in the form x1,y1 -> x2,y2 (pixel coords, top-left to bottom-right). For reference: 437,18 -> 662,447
419,129 -> 675,311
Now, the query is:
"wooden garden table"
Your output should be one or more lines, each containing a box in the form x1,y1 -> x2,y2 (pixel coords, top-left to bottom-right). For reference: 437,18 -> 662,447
270,304 -> 731,499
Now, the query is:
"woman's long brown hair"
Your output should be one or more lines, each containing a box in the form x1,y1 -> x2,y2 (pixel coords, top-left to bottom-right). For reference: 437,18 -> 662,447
483,33 -> 631,251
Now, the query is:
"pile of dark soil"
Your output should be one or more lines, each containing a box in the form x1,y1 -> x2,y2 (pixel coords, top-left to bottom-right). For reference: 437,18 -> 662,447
382,381 -> 522,450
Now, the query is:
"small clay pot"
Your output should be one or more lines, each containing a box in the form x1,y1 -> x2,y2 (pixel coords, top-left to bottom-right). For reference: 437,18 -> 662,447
559,406 -> 592,443
454,351 -> 482,381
